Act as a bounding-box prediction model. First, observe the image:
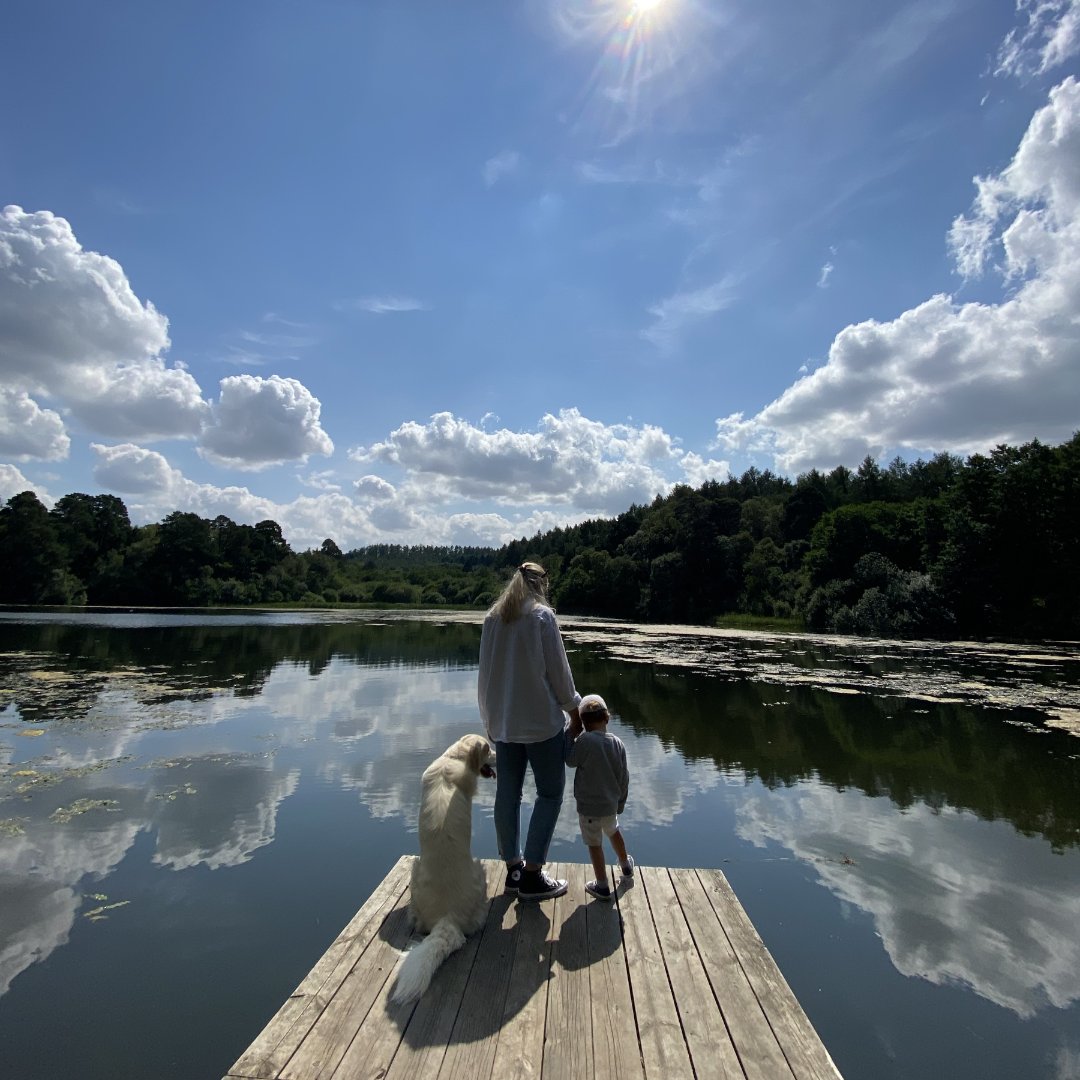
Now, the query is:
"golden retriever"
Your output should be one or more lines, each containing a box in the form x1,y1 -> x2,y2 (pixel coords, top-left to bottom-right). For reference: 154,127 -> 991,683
391,733 -> 495,1005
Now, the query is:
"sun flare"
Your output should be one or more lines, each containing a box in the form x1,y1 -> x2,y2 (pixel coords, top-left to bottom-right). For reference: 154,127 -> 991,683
631,0 -> 666,10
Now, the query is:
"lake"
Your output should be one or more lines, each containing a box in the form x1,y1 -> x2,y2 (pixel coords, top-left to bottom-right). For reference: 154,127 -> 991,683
0,609 -> 1078,1080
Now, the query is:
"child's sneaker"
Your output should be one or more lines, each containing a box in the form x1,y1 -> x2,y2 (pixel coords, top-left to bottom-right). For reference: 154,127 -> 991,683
517,868 -> 568,900
504,861 -> 525,894
585,879 -> 613,900
621,856 -> 635,877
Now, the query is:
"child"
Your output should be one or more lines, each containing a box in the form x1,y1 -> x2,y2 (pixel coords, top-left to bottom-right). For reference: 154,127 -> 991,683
564,693 -> 634,900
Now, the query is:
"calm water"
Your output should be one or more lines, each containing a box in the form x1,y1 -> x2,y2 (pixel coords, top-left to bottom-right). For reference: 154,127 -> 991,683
1,610 -> 1078,1080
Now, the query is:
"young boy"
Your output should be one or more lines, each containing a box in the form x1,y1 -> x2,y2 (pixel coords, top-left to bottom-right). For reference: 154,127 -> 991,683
564,693 -> 634,900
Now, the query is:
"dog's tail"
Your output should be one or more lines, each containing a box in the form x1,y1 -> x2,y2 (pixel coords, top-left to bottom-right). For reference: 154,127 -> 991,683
391,917 -> 467,1005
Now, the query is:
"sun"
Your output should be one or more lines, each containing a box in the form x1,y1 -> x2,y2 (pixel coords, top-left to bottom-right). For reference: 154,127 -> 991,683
630,0 -> 667,11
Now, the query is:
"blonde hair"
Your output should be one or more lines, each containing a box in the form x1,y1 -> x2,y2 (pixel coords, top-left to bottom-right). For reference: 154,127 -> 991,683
488,562 -> 550,622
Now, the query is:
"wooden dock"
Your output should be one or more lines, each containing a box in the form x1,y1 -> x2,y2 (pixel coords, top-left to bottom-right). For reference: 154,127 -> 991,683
225,857 -> 843,1080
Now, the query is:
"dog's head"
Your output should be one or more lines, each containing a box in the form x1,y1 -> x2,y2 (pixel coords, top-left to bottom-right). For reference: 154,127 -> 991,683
446,733 -> 496,779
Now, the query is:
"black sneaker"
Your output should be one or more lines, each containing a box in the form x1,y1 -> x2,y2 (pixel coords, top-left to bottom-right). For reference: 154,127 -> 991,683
504,861 -> 525,894
585,879 -> 612,900
517,868 -> 568,901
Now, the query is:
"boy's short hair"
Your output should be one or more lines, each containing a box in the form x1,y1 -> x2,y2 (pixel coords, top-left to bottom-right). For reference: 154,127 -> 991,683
580,693 -> 609,722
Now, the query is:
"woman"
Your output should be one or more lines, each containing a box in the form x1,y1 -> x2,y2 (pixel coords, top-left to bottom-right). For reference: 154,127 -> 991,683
478,562 -> 581,900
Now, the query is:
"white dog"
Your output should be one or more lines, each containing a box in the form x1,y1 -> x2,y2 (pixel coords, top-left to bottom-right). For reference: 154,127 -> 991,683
391,733 -> 495,1005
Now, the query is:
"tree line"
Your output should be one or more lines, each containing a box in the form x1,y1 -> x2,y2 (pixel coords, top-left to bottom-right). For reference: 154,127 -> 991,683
1,433 -> 1077,639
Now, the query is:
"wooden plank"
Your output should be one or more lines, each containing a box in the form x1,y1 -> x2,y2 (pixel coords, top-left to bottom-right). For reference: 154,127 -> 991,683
642,867 -> 744,1080
488,864 -> 557,1080
228,860 -> 842,1080
322,938 -> 418,1079
328,862 -> 503,1080
541,862 -> 593,1080
697,870 -> 843,1080
587,863 -> 643,1080
670,869 -> 794,1080
226,856 -> 412,1079
617,866 -> 695,1080
278,885 -> 416,1080
382,865 -> 496,1080
436,862 -> 517,1080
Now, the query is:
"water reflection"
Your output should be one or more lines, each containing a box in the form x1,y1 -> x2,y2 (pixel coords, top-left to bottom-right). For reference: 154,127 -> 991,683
0,612 -> 1078,1080
736,784 -> 1080,1017
151,761 -> 300,872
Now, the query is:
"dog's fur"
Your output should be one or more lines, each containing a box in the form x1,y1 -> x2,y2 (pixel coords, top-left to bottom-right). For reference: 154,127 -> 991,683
391,734 -> 493,1005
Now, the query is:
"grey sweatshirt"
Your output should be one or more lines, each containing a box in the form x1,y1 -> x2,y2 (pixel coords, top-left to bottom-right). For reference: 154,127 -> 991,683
564,728 -> 629,817
478,601 -> 581,744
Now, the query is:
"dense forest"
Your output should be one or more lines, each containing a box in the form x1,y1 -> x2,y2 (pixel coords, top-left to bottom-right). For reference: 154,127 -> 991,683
1,434 -> 1077,640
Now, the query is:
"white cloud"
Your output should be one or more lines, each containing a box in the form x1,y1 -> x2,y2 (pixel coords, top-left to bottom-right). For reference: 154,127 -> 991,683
0,208 -> 326,471
92,442 -> 287,531
351,408 -> 680,515
0,463 -> 53,505
714,78 -> 1080,473
0,389 -> 69,460
0,205 -> 209,441
299,469 -> 342,493
336,295 -> 427,314
198,374 -> 334,470
997,0 -> 1080,79
91,442 -> 183,495
442,512 -> 518,547
817,261 -> 835,288
354,474 -> 396,500
641,276 -> 739,352
679,451 -> 731,487
73,357 -> 211,440
483,150 -> 522,186
90,443 -> 374,550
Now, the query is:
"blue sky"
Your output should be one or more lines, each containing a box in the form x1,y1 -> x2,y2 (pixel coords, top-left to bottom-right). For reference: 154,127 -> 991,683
2,0 -> 1079,550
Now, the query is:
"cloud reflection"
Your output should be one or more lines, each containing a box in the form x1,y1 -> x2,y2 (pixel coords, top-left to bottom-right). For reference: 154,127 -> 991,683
735,784 -> 1080,1017
152,761 -> 300,871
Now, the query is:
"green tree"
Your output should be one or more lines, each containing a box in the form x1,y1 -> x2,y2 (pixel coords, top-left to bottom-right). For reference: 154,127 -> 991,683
148,512 -> 218,603
0,492 -> 67,604
51,493 -> 133,599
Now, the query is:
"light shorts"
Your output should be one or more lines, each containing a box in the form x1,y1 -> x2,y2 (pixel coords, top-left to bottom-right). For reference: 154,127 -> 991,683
578,812 -> 620,847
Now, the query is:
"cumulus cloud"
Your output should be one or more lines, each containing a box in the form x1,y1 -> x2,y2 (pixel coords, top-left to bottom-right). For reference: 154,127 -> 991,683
641,276 -> 739,352
354,474 -> 396,500
74,358 -> 212,440
0,208 -> 333,471
92,442 -> 184,495
351,408 -> 683,515
679,451 -> 731,487
714,78 -> 1080,473
483,150 -> 522,186
198,374 -> 334,470
0,389 -> 69,460
0,463 -> 53,505
997,0 -> 1080,79
442,512 -> 519,547
0,205 -> 209,442
90,443 -> 380,550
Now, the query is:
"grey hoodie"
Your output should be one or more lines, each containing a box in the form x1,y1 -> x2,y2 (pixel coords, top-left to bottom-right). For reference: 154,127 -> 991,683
564,728 -> 629,817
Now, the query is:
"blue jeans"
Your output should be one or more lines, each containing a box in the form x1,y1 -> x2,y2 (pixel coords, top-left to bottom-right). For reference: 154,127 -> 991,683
494,731 -> 567,867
